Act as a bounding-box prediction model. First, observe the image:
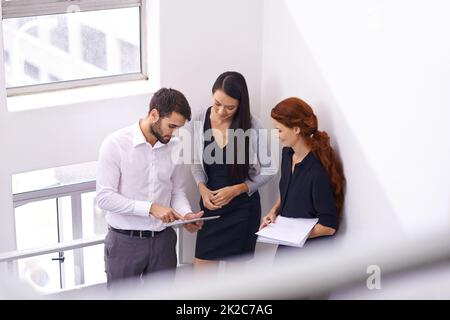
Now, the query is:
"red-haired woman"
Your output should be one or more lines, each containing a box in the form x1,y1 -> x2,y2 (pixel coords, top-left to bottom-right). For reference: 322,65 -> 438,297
260,97 -> 345,250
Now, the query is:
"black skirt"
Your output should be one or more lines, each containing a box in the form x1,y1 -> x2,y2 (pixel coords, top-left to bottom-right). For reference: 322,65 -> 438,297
195,191 -> 261,260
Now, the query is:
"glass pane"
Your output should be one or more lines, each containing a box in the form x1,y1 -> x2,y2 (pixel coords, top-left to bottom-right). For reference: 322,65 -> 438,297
57,196 -> 77,288
120,39 -> 140,73
50,16 -> 69,53
15,199 -> 58,249
59,196 -> 73,242
81,193 -> 107,285
15,199 -> 62,293
61,250 -> 76,289
83,245 -> 107,285
3,7 -> 141,88
82,192 -> 107,237
58,246 -> 106,289
18,253 -> 61,294
12,161 -> 96,194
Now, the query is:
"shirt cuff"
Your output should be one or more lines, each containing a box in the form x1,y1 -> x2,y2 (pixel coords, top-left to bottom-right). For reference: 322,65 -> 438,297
194,176 -> 206,187
318,215 -> 338,230
192,168 -> 207,187
134,200 -> 152,217
244,180 -> 257,196
175,206 -> 192,217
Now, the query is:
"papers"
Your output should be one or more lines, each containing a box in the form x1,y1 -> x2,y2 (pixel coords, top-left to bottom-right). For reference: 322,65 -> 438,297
166,215 -> 221,228
256,216 -> 318,247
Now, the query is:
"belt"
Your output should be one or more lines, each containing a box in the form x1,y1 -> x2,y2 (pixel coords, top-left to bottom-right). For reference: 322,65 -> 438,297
109,226 -> 165,239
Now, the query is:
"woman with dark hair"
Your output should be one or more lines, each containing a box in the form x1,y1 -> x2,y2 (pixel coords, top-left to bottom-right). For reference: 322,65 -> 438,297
260,97 -> 345,251
190,71 -> 274,269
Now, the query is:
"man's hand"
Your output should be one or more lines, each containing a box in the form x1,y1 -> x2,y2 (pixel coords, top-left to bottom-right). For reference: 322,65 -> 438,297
183,210 -> 204,233
150,204 -> 183,223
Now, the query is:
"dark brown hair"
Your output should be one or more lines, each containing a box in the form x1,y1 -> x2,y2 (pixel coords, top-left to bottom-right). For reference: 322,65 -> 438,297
212,71 -> 252,182
150,88 -> 191,121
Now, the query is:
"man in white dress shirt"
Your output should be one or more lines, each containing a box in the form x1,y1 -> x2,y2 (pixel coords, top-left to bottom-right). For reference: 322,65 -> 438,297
96,88 -> 203,287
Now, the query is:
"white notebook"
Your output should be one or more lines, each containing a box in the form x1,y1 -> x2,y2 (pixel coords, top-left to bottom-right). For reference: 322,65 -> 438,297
256,216 -> 318,247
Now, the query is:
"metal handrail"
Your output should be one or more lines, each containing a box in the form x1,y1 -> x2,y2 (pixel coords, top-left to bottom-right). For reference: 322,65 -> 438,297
0,235 -> 105,263
13,180 -> 96,208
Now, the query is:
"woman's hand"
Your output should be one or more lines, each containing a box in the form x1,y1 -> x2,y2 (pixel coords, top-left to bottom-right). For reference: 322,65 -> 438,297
199,183 -> 222,211
259,210 -> 278,230
308,223 -> 336,239
210,185 -> 242,207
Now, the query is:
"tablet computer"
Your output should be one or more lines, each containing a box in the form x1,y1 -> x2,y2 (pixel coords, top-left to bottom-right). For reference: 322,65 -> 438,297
166,215 -> 221,227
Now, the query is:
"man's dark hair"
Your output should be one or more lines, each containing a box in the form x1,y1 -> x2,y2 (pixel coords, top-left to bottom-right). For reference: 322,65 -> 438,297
149,88 -> 191,121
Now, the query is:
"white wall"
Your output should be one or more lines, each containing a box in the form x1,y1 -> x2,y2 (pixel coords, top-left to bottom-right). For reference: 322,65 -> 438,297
0,0 -> 264,257
159,0 -> 263,110
260,0 -> 450,245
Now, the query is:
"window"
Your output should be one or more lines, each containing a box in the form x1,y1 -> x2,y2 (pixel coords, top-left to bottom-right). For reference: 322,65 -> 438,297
17,16 -> 38,37
12,162 -> 107,292
48,73 -> 61,82
81,24 -> 107,70
120,39 -> 140,74
2,0 -> 146,96
23,60 -> 40,80
49,16 -> 69,53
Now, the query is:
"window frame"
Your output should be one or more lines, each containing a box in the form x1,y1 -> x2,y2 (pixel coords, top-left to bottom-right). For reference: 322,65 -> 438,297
1,0 -> 148,97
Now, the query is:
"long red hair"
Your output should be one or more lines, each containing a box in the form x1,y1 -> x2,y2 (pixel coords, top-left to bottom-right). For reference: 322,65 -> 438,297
271,97 -> 346,217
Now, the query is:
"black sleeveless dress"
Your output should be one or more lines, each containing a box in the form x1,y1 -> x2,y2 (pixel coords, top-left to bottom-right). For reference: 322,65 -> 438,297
195,107 -> 261,260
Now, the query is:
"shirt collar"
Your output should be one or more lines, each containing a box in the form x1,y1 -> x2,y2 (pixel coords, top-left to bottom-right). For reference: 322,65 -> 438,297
132,120 -> 170,150
132,121 -> 147,147
288,148 -> 317,171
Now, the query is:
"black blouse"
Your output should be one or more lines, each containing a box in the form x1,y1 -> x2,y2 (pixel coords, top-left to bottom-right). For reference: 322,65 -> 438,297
279,148 -> 338,229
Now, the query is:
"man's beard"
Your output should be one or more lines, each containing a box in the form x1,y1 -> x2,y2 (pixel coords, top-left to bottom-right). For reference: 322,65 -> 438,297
150,120 -> 171,144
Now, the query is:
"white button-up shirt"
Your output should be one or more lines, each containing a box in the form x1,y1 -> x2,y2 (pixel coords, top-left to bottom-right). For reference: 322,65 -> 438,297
96,121 -> 192,231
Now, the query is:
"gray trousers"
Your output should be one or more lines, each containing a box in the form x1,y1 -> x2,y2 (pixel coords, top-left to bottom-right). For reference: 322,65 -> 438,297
104,227 -> 177,288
